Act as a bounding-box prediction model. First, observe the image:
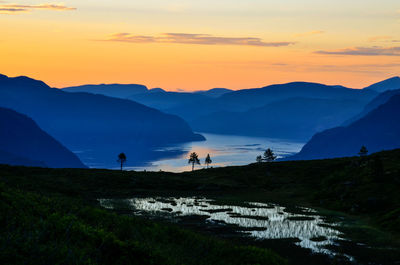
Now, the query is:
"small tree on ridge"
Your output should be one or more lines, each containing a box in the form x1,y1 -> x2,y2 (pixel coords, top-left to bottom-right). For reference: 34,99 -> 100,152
263,148 -> 277,162
117,153 -> 127,171
205,154 -> 212,168
359,146 -> 368,157
188,152 -> 200,171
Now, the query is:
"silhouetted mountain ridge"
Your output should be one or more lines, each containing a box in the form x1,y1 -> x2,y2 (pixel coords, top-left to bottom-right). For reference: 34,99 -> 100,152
194,88 -> 233,98
343,89 -> 400,125
0,107 -> 85,168
364,76 -> 400,92
191,97 -> 368,140
63,83 -> 148,98
290,94 -> 400,160
0,74 -> 204,168
64,80 -> 377,140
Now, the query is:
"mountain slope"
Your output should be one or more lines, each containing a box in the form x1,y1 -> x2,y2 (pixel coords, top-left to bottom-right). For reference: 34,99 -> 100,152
0,107 -> 85,168
61,80 -> 377,142
0,74 -> 204,167
0,149 -> 46,167
343,89 -> 400,125
62,83 -> 148,98
194,88 -> 233,98
290,94 -> 400,160
364,76 -> 400,92
128,91 -> 211,110
212,82 -> 376,112
166,82 -> 377,130
192,97 -> 366,140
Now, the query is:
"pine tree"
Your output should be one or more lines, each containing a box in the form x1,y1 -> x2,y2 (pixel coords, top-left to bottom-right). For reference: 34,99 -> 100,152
117,153 -> 127,171
188,152 -> 200,171
358,146 -> 368,157
263,148 -> 277,162
205,154 -> 212,168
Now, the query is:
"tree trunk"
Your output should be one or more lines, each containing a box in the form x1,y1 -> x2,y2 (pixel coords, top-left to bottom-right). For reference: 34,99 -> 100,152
192,162 -> 194,171
120,161 -> 123,171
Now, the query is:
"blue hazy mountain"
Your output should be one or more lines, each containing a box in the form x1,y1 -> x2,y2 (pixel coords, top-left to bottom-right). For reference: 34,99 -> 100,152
194,88 -> 233,98
343,89 -> 400,125
149,87 -> 166,93
364,76 -> 400,92
191,97 -> 367,140
65,81 -> 377,141
167,82 -> 376,120
0,107 -> 85,168
128,92 -> 211,110
177,82 -> 376,140
0,149 -> 46,168
63,83 -> 148,98
0,74 -> 204,167
211,82 -> 377,112
63,85 -> 223,110
290,94 -> 400,160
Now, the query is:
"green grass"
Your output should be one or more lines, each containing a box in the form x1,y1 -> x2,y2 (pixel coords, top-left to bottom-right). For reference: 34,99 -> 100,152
1,149 -> 400,264
0,183 -> 285,265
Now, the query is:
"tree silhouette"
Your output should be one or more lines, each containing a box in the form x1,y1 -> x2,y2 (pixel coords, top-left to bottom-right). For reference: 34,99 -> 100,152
205,154 -> 212,168
263,148 -> 277,162
256,155 -> 263,163
358,146 -> 368,157
117,153 -> 127,171
188,152 -> 200,171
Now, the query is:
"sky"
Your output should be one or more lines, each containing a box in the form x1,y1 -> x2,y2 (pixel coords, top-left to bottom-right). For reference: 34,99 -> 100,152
0,0 -> 399,91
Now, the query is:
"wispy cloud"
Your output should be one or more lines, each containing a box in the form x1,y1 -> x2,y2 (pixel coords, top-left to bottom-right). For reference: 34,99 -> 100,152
315,46 -> 400,56
368,35 -> 393,42
105,33 -> 295,47
0,3 -> 76,14
294,30 -> 324,38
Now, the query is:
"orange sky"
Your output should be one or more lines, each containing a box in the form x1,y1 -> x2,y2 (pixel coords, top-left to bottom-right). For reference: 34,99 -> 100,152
1,0 -> 399,90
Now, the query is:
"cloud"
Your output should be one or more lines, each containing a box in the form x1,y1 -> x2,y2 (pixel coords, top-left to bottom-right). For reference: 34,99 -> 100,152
105,33 -> 295,47
0,3 -> 76,14
315,46 -> 400,56
294,30 -> 324,38
368,35 -> 393,42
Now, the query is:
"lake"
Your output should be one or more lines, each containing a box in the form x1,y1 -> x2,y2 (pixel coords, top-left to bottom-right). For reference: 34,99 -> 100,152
126,133 -> 304,172
74,133 -> 304,171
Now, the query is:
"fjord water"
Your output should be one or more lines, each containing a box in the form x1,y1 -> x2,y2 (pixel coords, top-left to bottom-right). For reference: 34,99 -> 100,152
74,133 -> 303,171
127,133 -> 304,172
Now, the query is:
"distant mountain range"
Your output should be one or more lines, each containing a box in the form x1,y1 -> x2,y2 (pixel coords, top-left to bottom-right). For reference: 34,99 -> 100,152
343,88 -> 400,126
64,80 -> 383,141
63,84 -> 148,98
194,88 -> 233,98
363,76 -> 400,92
0,74 -> 204,167
3,73 -> 399,168
62,85 -> 232,110
290,94 -> 400,160
0,107 -> 85,168
192,97 -> 369,140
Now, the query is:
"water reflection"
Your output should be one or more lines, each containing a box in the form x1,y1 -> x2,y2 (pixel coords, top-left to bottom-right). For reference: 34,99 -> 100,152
129,133 -> 304,172
99,197 -> 347,258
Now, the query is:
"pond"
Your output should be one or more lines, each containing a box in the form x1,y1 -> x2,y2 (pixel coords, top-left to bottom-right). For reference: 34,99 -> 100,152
99,197 -> 353,261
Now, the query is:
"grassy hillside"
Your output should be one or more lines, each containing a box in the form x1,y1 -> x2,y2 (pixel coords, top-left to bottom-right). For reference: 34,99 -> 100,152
1,149 -> 399,264
0,184 -> 285,265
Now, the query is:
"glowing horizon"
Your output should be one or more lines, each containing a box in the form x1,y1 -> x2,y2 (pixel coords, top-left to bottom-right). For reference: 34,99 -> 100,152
1,0 -> 399,91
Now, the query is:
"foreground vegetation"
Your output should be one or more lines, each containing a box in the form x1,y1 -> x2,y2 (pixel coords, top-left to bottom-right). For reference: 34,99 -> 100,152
0,184 -> 285,265
1,148 -> 400,264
